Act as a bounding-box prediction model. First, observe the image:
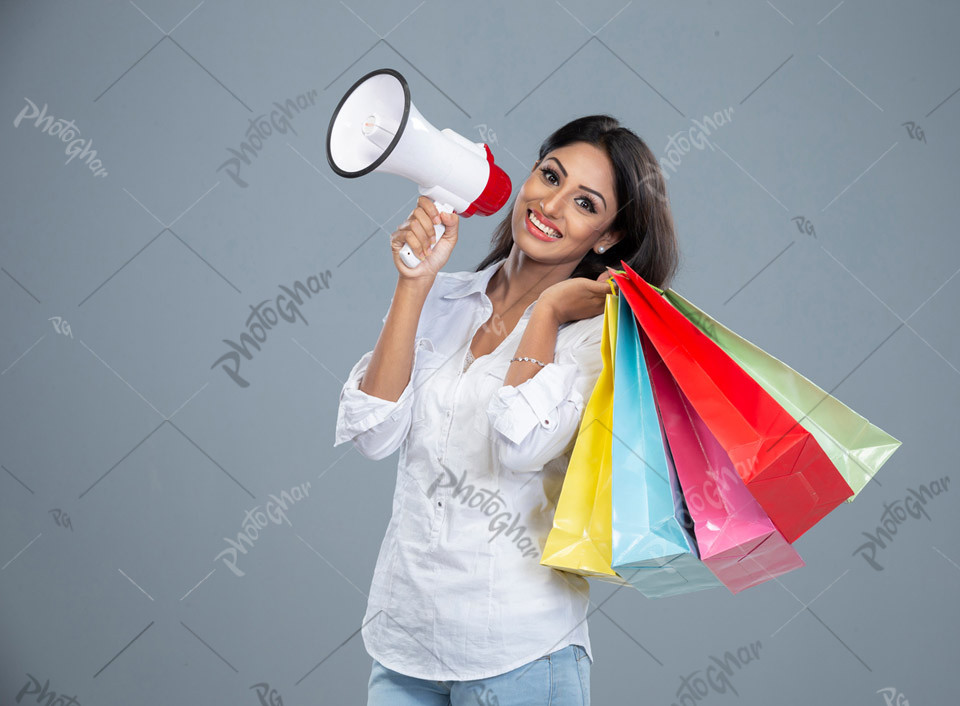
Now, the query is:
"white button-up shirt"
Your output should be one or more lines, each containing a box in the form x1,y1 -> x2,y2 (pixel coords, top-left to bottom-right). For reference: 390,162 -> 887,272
333,258 -> 605,681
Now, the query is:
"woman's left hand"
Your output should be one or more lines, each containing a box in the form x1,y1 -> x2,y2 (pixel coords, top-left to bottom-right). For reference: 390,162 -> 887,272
537,266 -> 618,326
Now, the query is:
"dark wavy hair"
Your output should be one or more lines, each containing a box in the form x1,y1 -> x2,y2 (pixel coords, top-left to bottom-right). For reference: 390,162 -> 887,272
475,114 -> 680,289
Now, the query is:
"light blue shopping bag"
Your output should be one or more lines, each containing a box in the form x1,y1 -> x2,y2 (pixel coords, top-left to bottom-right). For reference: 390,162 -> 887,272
610,293 -> 724,598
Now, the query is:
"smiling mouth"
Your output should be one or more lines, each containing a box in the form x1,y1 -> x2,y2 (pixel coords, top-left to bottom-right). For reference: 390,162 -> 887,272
526,209 -> 562,238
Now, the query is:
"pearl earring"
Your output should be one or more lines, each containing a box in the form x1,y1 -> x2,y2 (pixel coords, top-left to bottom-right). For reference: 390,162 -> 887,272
597,245 -> 605,254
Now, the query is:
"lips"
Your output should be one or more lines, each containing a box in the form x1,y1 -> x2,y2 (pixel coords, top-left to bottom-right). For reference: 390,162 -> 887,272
527,209 -> 562,238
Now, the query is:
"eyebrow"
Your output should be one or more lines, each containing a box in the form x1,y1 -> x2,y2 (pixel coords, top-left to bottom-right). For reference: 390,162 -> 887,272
544,157 -> 607,210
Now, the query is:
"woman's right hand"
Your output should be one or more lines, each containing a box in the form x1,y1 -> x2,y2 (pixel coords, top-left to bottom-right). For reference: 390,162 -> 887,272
391,195 -> 459,281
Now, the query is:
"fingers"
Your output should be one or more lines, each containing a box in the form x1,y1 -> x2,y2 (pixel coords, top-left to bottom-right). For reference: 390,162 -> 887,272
413,196 -> 444,253
393,198 -> 438,261
411,206 -> 436,250
394,219 -> 426,261
596,266 -> 617,283
603,266 -> 625,287
423,196 -> 461,234
417,195 -> 441,222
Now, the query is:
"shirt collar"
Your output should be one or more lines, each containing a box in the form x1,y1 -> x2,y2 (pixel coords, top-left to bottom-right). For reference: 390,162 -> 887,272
440,258 -> 506,300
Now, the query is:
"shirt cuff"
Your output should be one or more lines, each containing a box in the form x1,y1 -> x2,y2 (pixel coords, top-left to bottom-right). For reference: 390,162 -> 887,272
333,338 -> 430,447
489,361 -> 579,446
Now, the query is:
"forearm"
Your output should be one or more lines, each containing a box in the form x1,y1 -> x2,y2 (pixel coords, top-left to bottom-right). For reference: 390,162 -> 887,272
503,303 -> 560,388
359,276 -> 433,403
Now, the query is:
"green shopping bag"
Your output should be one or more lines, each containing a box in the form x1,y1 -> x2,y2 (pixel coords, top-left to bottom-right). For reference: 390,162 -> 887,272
662,290 -> 901,501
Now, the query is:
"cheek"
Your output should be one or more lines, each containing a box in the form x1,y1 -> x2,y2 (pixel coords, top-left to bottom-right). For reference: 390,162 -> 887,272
563,217 -> 596,240
515,183 -> 531,204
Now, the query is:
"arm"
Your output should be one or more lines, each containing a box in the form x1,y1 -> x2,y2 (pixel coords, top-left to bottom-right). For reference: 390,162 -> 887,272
487,311 -> 604,473
333,275 -> 435,460
360,276 -> 434,402
502,304 -> 561,388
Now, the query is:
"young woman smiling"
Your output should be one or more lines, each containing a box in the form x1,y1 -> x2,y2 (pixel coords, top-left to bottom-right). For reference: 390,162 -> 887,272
335,114 -> 680,705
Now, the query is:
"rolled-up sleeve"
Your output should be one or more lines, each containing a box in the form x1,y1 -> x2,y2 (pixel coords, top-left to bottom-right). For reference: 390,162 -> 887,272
333,306 -> 431,461
486,319 -> 604,473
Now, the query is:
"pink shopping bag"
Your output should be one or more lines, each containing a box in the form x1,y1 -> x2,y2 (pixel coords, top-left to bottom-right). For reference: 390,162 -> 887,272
642,328 -> 806,593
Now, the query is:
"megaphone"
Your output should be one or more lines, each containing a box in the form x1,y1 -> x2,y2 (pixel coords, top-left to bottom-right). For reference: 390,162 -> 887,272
326,68 -> 513,269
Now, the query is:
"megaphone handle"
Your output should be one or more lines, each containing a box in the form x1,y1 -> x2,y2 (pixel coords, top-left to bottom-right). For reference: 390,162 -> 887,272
399,201 -> 455,268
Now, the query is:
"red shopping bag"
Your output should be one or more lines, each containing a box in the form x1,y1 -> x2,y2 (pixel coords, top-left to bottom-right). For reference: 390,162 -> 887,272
642,327 -> 805,592
611,263 -> 853,543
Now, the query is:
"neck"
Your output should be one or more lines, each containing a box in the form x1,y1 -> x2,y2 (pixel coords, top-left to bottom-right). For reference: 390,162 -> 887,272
486,248 -> 579,314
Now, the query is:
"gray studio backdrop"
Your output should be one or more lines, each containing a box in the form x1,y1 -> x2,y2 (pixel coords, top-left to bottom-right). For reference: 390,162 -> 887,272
1,0 -> 957,704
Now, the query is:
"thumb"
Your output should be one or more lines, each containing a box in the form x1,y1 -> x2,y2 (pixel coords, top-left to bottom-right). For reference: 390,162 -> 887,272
600,265 -> 617,281
439,210 -> 459,233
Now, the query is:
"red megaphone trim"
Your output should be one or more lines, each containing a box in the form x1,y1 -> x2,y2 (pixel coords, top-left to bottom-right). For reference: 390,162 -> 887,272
460,144 -> 512,218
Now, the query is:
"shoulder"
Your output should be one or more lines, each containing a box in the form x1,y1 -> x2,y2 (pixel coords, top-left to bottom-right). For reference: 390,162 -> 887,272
420,269 -> 479,309
411,269 -> 482,336
381,269 -> 477,324
431,269 -> 476,294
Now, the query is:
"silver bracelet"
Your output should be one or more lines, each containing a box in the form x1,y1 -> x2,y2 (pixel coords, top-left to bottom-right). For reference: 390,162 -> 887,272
510,356 -> 547,368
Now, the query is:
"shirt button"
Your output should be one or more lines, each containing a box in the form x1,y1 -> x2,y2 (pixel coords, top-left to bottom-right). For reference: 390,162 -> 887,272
543,419 -> 551,425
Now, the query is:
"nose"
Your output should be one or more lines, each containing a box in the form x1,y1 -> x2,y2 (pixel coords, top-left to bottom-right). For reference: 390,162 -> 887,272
540,192 -> 563,220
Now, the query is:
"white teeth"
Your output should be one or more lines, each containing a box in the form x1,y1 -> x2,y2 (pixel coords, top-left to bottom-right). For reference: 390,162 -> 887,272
529,210 -> 560,237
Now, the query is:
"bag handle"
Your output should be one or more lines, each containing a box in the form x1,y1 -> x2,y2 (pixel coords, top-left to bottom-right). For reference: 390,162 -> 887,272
605,268 -> 665,295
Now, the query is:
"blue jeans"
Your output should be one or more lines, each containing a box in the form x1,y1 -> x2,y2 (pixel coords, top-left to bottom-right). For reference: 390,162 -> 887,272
367,644 -> 591,705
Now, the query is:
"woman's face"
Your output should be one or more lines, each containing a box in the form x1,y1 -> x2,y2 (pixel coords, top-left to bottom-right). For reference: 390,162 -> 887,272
511,141 -> 621,263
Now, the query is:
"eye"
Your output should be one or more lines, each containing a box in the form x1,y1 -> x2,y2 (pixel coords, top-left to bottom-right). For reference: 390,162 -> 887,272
539,167 -> 559,185
538,167 -> 599,214
577,197 -> 598,214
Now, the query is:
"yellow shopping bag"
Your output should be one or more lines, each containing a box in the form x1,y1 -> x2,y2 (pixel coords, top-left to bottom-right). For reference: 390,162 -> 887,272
541,281 -> 630,585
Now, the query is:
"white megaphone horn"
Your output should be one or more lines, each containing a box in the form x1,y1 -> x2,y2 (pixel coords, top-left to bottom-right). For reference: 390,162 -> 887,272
326,68 -> 513,269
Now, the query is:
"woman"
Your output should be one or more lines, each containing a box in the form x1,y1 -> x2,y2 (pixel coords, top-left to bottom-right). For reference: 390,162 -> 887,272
334,114 -> 680,705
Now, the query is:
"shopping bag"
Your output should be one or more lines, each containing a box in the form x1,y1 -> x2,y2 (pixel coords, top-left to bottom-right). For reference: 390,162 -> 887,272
610,292 -> 724,597
612,263 -> 854,543
641,327 -> 805,593
662,289 -> 901,502
541,281 -> 630,585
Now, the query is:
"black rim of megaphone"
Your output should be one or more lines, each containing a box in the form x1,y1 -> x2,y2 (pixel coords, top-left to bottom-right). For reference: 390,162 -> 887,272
326,67 -> 411,179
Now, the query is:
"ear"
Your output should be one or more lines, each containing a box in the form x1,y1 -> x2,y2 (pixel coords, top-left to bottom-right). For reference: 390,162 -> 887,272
600,229 -> 624,250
